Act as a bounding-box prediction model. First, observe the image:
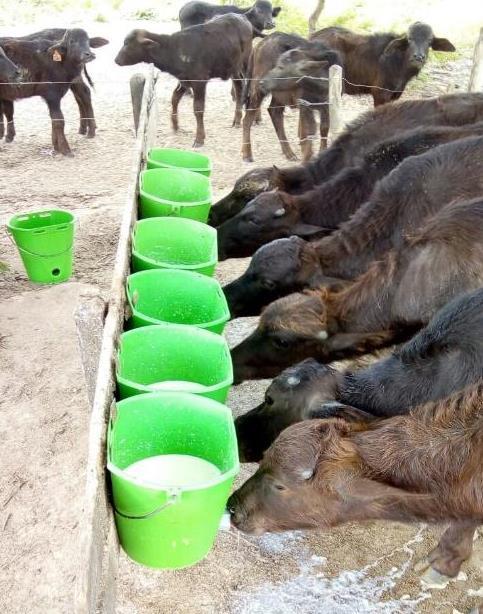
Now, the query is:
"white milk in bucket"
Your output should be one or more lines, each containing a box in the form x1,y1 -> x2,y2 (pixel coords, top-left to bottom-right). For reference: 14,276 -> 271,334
124,454 -> 221,488
147,381 -> 209,393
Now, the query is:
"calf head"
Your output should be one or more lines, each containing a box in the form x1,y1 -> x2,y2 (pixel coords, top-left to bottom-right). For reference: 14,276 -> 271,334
229,418 -> 425,534
218,191 -> 328,260
260,51 -> 330,96
236,358 -> 341,462
231,289 -> 332,382
209,167 -> 274,227
223,236 -> 328,318
48,29 -> 108,65
384,22 -> 455,69
0,46 -> 21,82
246,0 -> 280,31
229,419 -> 361,534
115,30 -> 155,66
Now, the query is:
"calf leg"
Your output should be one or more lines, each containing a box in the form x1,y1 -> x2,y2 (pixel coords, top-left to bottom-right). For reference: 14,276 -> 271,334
171,83 -> 187,132
46,97 -> 72,156
231,78 -> 244,128
241,90 -> 265,162
0,100 -> 4,140
3,100 -> 15,143
192,82 -> 206,148
298,106 -> 316,162
318,105 -> 329,151
267,98 -> 297,161
417,521 -> 479,585
70,78 -> 96,138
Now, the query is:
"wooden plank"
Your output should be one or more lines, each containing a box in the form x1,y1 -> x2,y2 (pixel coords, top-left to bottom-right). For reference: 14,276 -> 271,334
328,64 -> 343,146
469,27 -> 483,92
74,65 -> 159,614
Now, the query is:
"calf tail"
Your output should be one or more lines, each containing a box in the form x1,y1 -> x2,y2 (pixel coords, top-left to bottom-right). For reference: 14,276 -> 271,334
83,66 -> 94,89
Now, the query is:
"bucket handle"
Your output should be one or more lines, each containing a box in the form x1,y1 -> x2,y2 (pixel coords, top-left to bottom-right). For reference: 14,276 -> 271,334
112,487 -> 181,520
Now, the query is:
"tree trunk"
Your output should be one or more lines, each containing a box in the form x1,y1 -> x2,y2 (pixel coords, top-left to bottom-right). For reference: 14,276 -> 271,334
308,0 -> 325,36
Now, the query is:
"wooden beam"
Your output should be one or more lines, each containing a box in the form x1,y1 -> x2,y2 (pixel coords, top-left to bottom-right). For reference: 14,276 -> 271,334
469,27 -> 483,92
130,73 -> 146,134
328,64 -> 343,146
74,65 -> 159,614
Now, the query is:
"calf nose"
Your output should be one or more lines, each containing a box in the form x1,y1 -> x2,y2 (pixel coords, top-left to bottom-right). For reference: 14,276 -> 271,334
266,20 -> 275,28
413,52 -> 425,63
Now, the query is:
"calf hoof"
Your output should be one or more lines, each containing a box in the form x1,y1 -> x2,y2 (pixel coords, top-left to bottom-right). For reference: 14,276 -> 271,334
231,120 -> 241,128
192,140 -> 204,149
5,134 -> 15,143
79,125 -> 87,135
418,564 -> 453,589
285,152 -> 298,162
87,130 -> 96,139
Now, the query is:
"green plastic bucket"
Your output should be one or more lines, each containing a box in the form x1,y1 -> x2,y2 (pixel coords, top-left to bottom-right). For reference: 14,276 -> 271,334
126,270 -> 230,334
147,148 -> 212,177
139,168 -> 212,222
7,209 -> 74,284
108,392 -> 239,569
116,324 -> 233,403
131,217 -> 217,277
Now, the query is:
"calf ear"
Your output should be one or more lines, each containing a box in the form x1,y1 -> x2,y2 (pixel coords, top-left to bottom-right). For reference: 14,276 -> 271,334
383,36 -> 409,55
431,37 -> 456,52
89,37 -> 109,48
272,7 -> 282,17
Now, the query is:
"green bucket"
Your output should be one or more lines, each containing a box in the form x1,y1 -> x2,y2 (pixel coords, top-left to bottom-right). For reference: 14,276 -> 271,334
131,217 -> 217,277
116,324 -> 233,403
147,148 -> 212,177
139,168 -> 212,222
107,392 -> 239,569
126,270 -> 230,334
7,209 -> 74,284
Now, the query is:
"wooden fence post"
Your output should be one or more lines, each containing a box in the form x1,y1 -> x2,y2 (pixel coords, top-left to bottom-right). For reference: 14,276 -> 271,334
328,64 -> 343,146
130,73 -> 146,134
469,27 -> 483,92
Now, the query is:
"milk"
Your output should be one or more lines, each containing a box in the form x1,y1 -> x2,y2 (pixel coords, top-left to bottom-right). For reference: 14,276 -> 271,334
124,454 -> 221,488
147,380 -> 208,393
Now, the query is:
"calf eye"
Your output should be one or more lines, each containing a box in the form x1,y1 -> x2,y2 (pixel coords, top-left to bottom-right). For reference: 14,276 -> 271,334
265,394 -> 274,406
273,483 -> 286,491
273,337 -> 289,349
262,279 -> 276,290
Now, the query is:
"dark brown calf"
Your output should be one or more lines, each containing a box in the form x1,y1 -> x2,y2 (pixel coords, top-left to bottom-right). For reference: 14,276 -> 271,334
224,134 -> 483,317
0,29 -> 108,155
235,287 -> 483,461
229,383 -> 483,584
218,122 -> 483,263
241,32 -> 341,162
179,0 -> 281,31
312,22 -> 455,106
115,17 -> 253,147
232,197 -> 483,382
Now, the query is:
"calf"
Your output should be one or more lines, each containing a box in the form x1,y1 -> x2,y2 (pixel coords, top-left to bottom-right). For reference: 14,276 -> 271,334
0,29 -> 107,143
115,17 -> 253,147
232,197 -> 483,382
312,22 -> 455,106
229,383 -> 483,586
179,0 -> 281,31
0,48 -> 20,139
235,287 -> 483,462
213,92 -> 483,220
0,29 -> 108,155
275,91 -> 483,193
218,122 -> 483,260
241,32 -> 342,162
224,134 -> 483,317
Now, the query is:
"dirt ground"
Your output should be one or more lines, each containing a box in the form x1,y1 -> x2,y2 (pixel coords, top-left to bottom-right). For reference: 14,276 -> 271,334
0,9 -> 481,614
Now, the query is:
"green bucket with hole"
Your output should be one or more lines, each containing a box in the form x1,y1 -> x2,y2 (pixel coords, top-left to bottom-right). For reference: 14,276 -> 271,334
108,392 -> 239,568
131,217 -> 217,276
147,148 -> 212,177
139,168 -> 212,222
116,324 -> 233,403
7,209 -> 74,284
126,270 -> 230,334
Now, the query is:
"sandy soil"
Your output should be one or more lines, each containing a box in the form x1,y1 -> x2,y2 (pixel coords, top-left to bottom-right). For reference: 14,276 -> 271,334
0,9 -> 481,614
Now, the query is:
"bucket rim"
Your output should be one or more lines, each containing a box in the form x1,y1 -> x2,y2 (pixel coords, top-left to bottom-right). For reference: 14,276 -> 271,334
139,168 -> 212,208
147,147 -> 212,167
133,216 -> 217,234
7,209 -> 75,232
131,248 -> 217,271
126,270 -> 230,329
107,391 -> 239,492
116,323 -> 234,393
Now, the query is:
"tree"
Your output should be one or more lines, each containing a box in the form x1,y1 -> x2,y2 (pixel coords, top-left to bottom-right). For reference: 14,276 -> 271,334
308,0 -> 325,36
